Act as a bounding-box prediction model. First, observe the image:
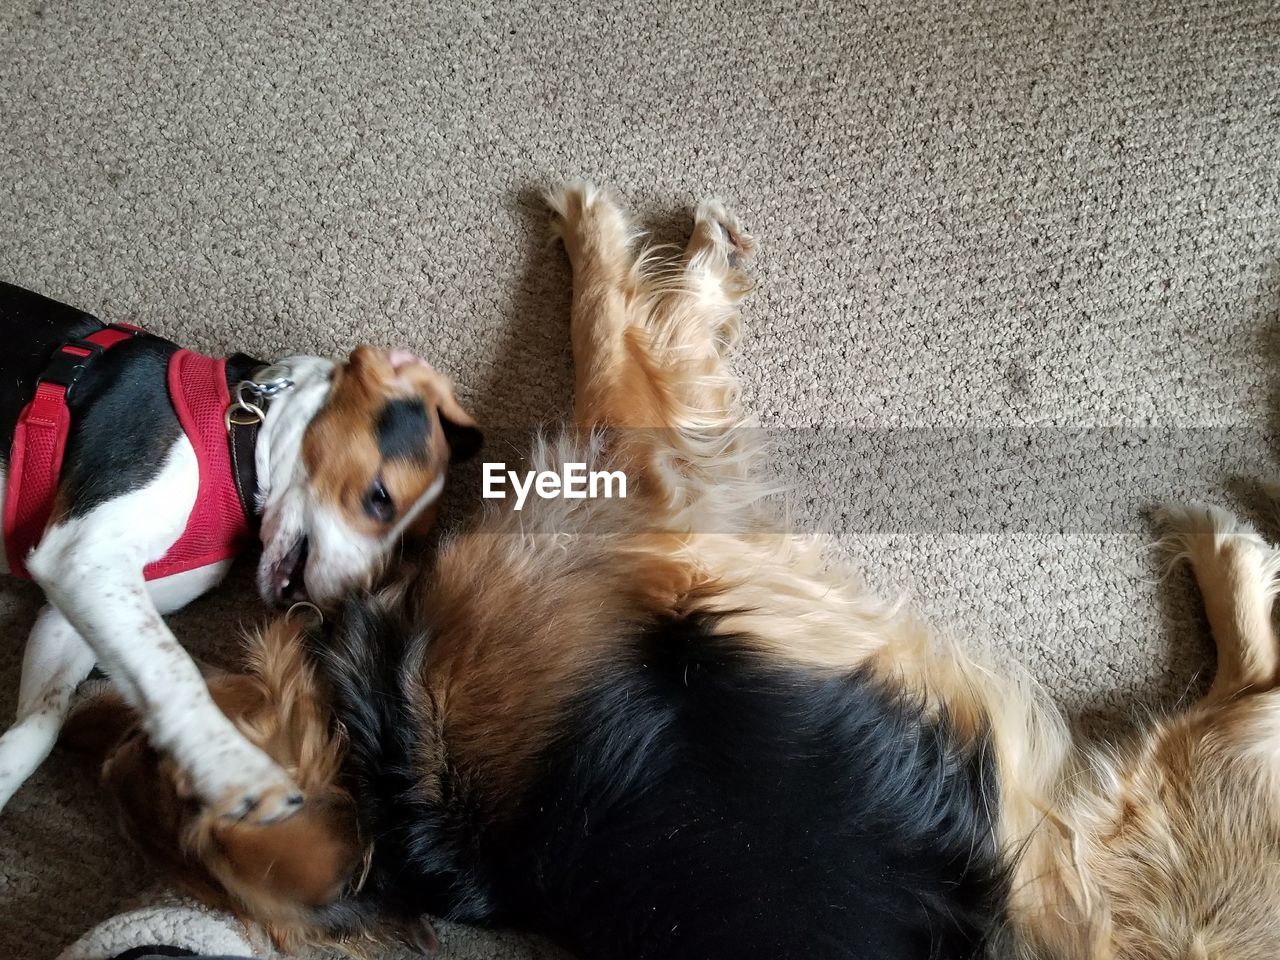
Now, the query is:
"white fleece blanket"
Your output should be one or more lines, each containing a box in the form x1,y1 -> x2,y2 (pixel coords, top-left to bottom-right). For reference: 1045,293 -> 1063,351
55,892 -> 561,960
57,894 -> 257,960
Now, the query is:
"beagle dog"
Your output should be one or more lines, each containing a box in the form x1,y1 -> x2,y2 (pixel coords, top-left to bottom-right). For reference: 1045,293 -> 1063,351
0,281 -> 481,823
68,187 -> 1280,959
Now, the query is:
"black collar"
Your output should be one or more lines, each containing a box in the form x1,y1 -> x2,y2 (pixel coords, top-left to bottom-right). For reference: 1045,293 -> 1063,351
225,353 -> 268,533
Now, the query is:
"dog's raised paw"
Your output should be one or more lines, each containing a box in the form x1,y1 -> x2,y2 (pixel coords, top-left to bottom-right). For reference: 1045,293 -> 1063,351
1152,502 -> 1280,588
545,180 -> 632,271
693,198 -> 755,268
1154,502 -> 1265,552
545,179 -> 605,222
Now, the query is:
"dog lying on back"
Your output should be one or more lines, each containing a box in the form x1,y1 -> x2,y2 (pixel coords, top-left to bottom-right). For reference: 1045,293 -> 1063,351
0,282 -> 481,822
68,186 -> 1280,958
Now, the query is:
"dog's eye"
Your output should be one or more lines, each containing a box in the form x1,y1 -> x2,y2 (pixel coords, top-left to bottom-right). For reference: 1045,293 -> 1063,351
363,479 -> 395,523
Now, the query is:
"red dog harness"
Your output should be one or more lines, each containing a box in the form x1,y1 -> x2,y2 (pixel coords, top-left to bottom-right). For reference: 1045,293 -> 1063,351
4,328 -> 254,581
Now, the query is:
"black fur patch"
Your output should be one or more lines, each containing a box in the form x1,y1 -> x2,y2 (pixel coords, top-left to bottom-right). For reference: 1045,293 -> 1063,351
0,282 -> 103,458
440,415 -> 482,463
224,352 -> 268,390
59,335 -> 183,518
309,594 -> 494,923
376,398 -> 432,463
319,603 -> 1008,960
0,281 -> 184,515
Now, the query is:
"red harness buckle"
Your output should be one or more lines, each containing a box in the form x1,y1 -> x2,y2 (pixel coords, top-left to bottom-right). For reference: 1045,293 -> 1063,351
38,323 -> 143,389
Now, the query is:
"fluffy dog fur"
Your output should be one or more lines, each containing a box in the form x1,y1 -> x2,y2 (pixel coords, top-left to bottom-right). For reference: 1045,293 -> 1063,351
71,185 -> 1280,959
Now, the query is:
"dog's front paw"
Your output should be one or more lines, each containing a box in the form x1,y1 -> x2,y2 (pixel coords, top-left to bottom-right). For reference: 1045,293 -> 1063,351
211,774 -> 305,824
192,735 -> 303,824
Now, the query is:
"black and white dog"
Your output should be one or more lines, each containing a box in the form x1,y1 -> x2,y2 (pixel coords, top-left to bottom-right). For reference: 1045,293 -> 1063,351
0,281 -> 480,821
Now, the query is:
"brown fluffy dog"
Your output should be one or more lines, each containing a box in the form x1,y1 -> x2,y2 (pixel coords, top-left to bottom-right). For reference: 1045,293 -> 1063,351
68,185 -> 1280,959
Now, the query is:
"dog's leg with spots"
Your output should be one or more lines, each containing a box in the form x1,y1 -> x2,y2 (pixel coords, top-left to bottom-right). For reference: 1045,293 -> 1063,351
0,606 -> 95,808
1158,503 -> 1280,702
17,443 -> 302,823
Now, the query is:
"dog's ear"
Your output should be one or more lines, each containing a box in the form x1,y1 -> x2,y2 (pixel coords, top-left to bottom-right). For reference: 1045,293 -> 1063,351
96,711 -> 237,912
337,345 -> 483,463
387,350 -> 484,463
204,795 -> 364,909
197,638 -> 366,927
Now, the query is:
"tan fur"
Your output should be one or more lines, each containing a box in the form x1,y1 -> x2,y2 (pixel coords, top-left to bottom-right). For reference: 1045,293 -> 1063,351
82,186 -> 1280,958
517,191 -> 1280,958
419,509 -> 695,804
1007,505 -> 1280,960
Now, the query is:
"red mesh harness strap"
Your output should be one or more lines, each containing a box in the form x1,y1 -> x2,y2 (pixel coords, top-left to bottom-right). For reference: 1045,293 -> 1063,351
142,350 -> 253,581
3,337 -> 254,582
3,324 -> 143,578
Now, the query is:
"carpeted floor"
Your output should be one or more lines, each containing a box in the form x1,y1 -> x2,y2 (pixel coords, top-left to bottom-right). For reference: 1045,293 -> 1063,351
2,0 -> 1278,957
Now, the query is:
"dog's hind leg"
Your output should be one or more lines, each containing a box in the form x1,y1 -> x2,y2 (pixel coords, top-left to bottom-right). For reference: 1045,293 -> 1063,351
545,181 -> 642,431
0,606 -> 96,809
1158,503 -> 1280,702
547,182 -> 756,425
646,197 -> 755,425
548,183 -> 758,496
655,199 -> 752,378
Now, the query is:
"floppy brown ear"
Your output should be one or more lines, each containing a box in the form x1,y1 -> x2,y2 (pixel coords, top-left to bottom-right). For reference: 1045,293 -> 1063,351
388,351 -> 484,463
90,628 -> 365,942
207,796 -> 363,908
200,630 -> 366,929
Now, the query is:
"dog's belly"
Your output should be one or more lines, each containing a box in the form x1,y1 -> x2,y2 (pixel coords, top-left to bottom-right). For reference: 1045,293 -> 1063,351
146,560 -> 234,615
5,437 -> 227,610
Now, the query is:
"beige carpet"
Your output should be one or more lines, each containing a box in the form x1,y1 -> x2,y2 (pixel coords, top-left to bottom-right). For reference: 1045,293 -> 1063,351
2,0 -> 1279,956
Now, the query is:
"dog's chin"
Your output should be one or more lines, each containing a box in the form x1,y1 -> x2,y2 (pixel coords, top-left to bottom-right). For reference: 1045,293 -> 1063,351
260,536 -> 310,607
